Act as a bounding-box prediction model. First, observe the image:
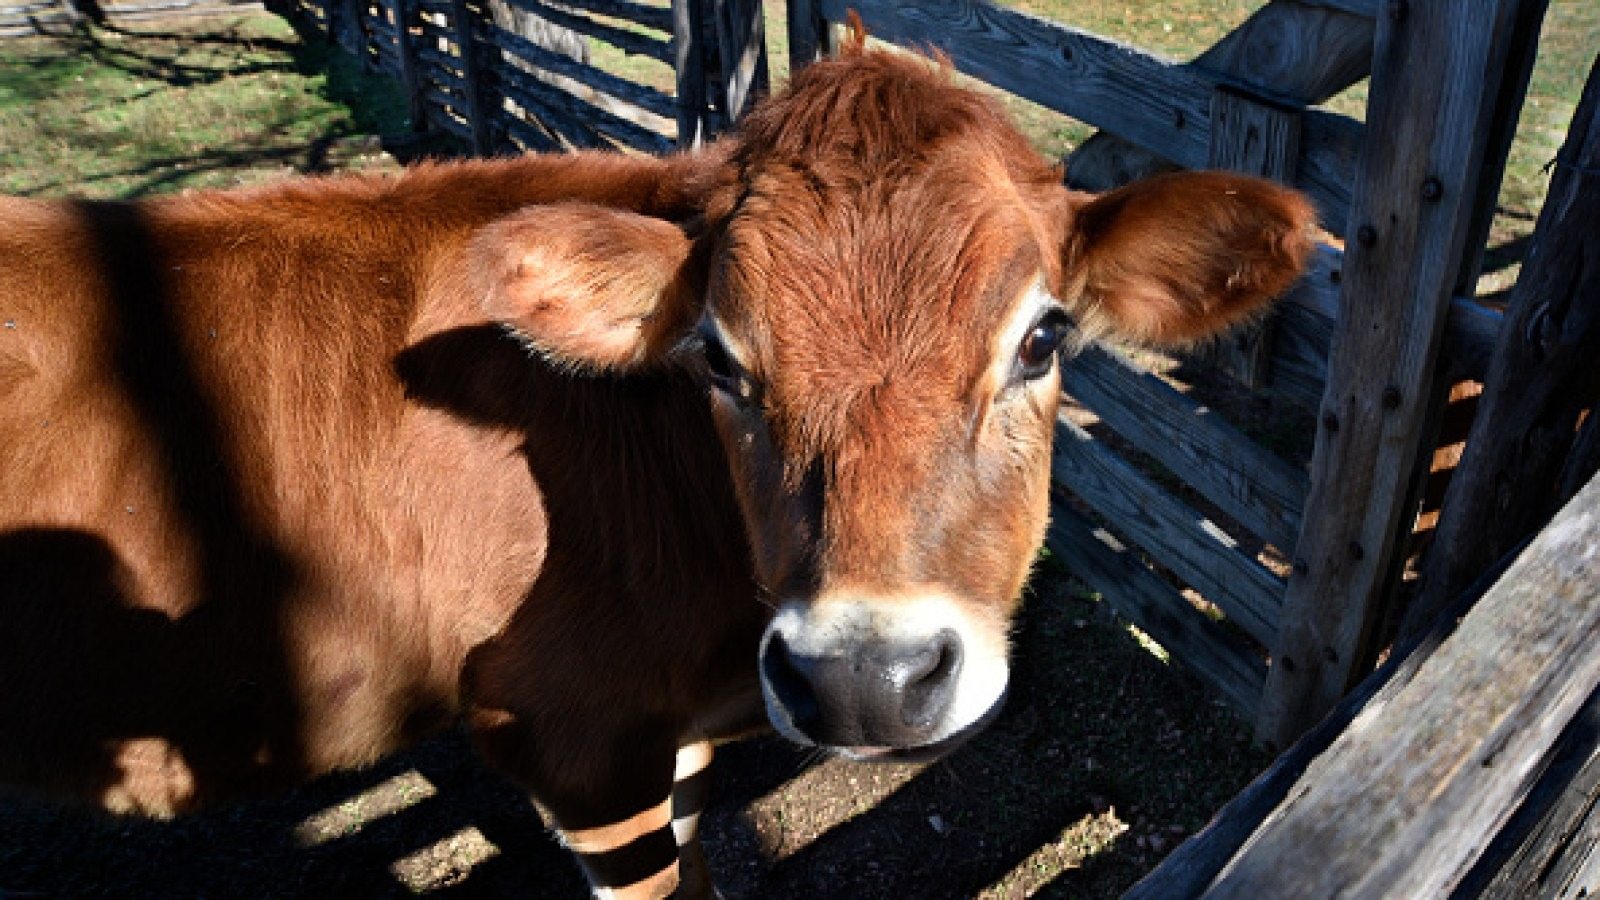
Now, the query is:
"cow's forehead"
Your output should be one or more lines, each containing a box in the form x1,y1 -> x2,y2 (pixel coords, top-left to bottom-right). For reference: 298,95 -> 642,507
707,159 -> 1046,365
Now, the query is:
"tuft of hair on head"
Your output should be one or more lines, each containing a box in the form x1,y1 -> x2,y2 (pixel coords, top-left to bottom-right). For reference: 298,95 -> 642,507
842,9 -> 869,53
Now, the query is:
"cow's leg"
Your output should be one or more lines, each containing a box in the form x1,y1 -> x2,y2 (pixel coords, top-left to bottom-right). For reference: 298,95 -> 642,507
671,741 -> 717,899
558,790 -> 681,899
472,709 -> 687,899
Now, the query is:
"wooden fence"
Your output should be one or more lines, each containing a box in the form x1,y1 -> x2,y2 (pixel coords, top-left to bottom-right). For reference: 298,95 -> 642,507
265,0 -> 1566,750
1127,466 -> 1600,897
0,0 -> 260,36
266,0 -> 767,156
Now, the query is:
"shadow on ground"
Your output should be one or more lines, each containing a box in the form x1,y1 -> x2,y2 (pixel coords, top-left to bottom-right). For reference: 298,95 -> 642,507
0,571 -> 1266,899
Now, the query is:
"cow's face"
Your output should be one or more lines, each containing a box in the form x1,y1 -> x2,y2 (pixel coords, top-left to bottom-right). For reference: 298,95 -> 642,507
475,49 -> 1313,759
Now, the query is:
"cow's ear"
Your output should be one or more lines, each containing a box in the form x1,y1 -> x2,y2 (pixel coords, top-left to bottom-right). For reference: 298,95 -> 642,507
474,203 -> 701,372
1052,171 -> 1315,345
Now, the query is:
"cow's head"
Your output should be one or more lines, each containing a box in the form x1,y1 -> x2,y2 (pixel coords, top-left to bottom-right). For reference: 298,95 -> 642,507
474,48 -> 1314,759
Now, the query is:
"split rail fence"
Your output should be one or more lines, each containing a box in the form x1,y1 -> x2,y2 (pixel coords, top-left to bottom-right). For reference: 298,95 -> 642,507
266,0 -> 1580,753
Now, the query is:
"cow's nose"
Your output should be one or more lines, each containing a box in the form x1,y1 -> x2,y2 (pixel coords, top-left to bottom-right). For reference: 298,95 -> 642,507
762,628 -> 963,747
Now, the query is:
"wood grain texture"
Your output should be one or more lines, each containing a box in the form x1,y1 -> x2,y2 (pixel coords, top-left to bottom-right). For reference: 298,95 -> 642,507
1257,0 -> 1543,747
494,62 -> 673,151
1066,0 -> 1370,238
673,0 -> 712,147
1052,416 -> 1286,648
499,0 -> 671,62
786,0 -> 825,73
1063,343 -> 1309,553
1209,471 -> 1600,898
483,21 -> 676,121
1409,52 -> 1600,640
1128,529 -> 1528,899
1045,500 -> 1266,719
1462,688 -> 1600,899
563,0 -> 671,32
711,0 -> 768,123
446,0 -> 492,152
818,0 -> 1361,231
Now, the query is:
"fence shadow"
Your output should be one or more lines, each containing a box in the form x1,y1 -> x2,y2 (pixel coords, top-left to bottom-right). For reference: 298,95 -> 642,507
0,566 -> 1265,898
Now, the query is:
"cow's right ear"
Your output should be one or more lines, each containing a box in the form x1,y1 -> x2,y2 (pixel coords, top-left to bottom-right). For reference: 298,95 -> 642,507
473,203 -> 702,373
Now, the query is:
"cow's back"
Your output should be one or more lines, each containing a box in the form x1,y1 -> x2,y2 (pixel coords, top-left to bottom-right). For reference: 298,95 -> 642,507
0,162 -> 756,814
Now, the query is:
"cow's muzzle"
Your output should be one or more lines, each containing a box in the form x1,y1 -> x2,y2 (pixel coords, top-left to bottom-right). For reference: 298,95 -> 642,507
757,595 -> 1010,756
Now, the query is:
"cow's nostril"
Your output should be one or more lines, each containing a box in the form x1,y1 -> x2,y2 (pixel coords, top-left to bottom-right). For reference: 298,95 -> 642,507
761,632 -> 820,735
900,629 -> 962,730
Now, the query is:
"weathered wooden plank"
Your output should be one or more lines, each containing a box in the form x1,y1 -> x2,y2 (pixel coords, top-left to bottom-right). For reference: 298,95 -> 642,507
495,62 -> 674,152
1460,687 -> 1600,898
563,0 -> 671,32
673,0 -> 711,147
1045,500 -> 1266,719
1294,0 -> 1376,17
711,0 -> 767,123
1063,342 -> 1309,553
1127,532 -> 1524,898
1454,0 -> 1549,295
493,67 -> 608,149
498,111 -> 563,152
1208,470 -> 1600,897
416,46 -> 467,85
1409,52 -> 1600,640
1069,0 -> 1370,228
420,88 -> 474,138
483,21 -> 676,121
498,0 -> 671,62
445,0 -> 493,153
786,0 -> 826,72
1053,415 -> 1286,647
383,0 -> 430,131
1257,0 -> 1547,747
816,0 -> 1361,232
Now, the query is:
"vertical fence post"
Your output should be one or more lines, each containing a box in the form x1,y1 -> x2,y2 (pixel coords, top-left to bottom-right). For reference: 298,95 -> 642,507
787,0 -> 829,73
449,0 -> 493,154
712,0 -> 768,125
673,0 -> 711,147
1257,0 -> 1548,748
389,0 -> 428,133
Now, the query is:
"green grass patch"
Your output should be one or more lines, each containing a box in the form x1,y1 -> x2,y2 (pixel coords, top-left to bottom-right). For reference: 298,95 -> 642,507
0,13 -> 424,198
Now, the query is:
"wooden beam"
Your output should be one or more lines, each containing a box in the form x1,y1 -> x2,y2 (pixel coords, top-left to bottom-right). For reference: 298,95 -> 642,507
1407,51 -> 1600,640
673,0 -> 712,147
1045,500 -> 1267,719
447,0 -> 494,153
1208,470 -> 1600,897
1063,343 -> 1309,553
1053,416 -> 1287,647
712,0 -> 769,123
786,0 -> 827,73
1126,532 -> 1524,899
1459,687 -> 1600,898
1066,0 -> 1371,232
499,0 -> 673,62
483,21 -> 677,122
1257,0 -> 1547,748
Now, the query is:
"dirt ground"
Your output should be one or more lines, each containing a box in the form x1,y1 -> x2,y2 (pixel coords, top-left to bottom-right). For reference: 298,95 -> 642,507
0,569 -> 1266,899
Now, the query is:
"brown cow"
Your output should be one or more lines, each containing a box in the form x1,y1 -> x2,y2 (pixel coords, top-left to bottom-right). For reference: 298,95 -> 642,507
0,44 -> 1313,898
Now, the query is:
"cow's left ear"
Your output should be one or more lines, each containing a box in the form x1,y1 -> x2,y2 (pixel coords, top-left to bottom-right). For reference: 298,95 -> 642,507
1051,171 -> 1316,345
474,203 -> 702,372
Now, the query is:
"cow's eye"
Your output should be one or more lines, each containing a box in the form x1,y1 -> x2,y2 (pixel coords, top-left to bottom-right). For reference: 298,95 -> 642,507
700,331 -> 757,403
1017,309 -> 1070,380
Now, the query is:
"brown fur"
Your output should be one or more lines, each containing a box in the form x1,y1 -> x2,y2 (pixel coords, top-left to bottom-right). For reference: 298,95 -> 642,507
0,45 -> 1312,898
